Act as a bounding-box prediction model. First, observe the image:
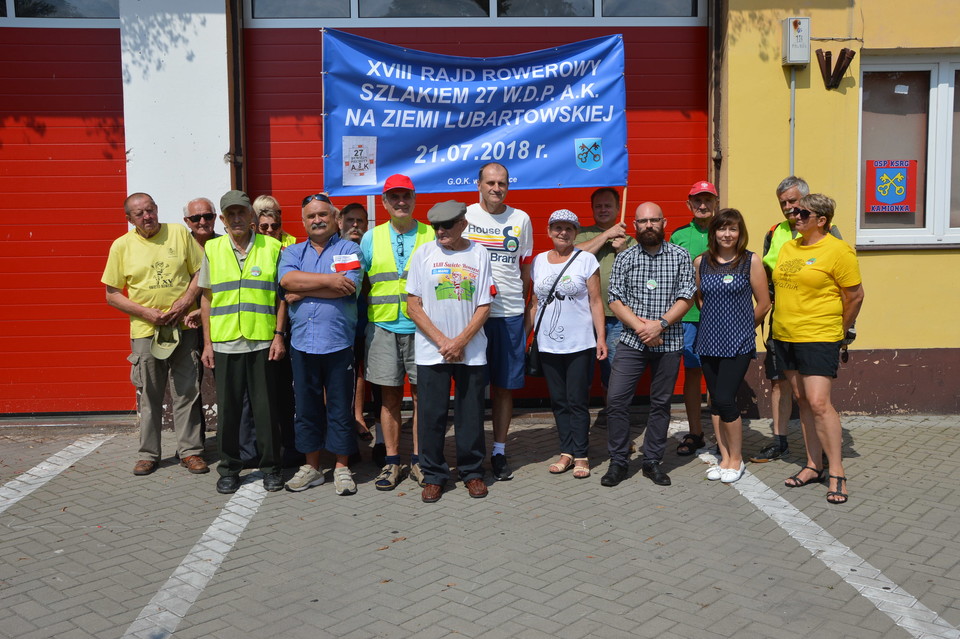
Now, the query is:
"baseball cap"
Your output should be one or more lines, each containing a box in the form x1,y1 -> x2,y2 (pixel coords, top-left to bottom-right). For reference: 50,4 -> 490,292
688,181 -> 718,197
548,209 -> 580,227
150,325 -> 180,360
427,200 -> 467,224
220,189 -> 252,211
383,174 -> 415,193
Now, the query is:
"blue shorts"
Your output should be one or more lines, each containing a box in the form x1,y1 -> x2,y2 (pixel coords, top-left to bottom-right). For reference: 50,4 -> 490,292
485,315 -> 526,390
682,322 -> 701,369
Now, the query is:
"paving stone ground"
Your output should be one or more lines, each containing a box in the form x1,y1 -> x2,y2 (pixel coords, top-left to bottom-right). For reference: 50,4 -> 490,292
1,408 -> 958,639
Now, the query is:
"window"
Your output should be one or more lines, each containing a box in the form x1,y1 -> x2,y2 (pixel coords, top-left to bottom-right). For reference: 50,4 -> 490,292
498,0 -> 592,17
604,0 -> 697,17
252,0 -> 349,18
859,57 -> 960,247
359,0 -> 488,18
14,0 -> 118,18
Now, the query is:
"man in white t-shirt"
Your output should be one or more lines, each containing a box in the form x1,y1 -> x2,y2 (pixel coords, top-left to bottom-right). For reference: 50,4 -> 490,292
464,162 -> 533,481
407,201 -> 495,503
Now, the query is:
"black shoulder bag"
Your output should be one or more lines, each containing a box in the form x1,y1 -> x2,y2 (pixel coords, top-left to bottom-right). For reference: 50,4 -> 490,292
525,250 -> 581,377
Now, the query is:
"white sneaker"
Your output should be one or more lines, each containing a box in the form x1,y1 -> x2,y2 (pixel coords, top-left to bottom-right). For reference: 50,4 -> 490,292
705,465 -> 722,481
720,462 -> 746,484
333,467 -> 357,495
285,465 -> 325,492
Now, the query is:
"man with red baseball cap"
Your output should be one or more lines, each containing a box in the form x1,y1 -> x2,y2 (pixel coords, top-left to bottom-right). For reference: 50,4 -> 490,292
358,174 -> 435,491
669,180 -> 718,457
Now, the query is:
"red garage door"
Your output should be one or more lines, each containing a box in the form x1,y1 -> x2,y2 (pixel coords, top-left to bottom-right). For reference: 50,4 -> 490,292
0,28 -> 128,414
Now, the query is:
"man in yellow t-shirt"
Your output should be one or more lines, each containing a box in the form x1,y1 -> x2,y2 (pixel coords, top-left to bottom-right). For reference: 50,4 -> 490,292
102,192 -> 207,477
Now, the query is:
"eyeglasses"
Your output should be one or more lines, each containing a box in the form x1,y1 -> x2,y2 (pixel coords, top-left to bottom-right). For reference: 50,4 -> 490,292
395,233 -> 405,258
636,218 -> 663,226
259,222 -> 281,232
431,217 -> 463,231
186,213 -> 216,223
793,209 -> 822,221
302,193 -> 331,207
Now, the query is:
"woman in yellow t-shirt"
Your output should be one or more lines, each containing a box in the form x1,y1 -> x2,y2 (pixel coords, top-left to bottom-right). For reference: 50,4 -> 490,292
771,194 -> 864,505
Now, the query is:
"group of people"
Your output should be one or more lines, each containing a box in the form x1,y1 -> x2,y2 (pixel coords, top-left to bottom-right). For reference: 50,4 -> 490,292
102,165 -> 864,505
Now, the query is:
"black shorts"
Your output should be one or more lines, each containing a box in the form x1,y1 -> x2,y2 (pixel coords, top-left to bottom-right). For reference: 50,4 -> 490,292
771,340 -> 842,379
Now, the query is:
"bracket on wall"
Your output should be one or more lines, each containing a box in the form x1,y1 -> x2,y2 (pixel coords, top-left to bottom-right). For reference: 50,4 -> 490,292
815,48 -> 856,89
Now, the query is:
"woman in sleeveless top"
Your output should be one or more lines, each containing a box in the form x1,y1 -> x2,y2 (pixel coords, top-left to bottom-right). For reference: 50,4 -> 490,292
694,209 -> 771,483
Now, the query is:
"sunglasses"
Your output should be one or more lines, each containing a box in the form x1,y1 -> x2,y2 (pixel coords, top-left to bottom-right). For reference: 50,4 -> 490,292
793,208 -> 822,221
302,193 -> 331,207
431,217 -> 463,231
259,222 -> 281,232
186,213 -> 216,223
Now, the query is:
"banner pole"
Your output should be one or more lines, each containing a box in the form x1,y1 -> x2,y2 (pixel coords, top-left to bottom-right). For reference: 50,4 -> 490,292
619,186 -> 628,224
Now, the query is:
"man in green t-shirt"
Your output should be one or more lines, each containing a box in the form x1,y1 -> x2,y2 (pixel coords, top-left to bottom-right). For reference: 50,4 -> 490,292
575,187 -> 635,390
668,181 -> 717,456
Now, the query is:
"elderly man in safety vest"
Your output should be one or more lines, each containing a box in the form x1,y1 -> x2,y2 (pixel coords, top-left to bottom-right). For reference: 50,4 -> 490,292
359,174 -> 434,491
199,190 -> 288,495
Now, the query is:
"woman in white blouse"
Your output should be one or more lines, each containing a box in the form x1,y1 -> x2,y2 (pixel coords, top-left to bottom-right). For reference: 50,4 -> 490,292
526,209 -> 607,478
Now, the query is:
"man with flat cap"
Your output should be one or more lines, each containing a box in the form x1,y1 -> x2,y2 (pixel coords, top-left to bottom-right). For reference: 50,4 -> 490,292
199,189 -> 288,494
406,201 -> 495,503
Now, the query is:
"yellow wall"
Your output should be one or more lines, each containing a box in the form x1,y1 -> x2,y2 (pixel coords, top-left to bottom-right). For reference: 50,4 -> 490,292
722,1 -> 960,350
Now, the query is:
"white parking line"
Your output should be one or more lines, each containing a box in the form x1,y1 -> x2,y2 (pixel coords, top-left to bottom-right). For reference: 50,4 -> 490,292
0,434 -> 114,516
122,475 -> 269,639
701,453 -> 960,639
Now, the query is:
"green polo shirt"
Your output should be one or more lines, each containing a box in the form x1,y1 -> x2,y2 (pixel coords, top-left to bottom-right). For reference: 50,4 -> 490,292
668,220 -> 708,322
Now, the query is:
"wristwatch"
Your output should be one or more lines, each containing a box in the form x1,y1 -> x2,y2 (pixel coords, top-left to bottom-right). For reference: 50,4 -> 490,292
659,318 -> 669,330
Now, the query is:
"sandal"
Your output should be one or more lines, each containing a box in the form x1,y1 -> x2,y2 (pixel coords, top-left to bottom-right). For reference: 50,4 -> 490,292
549,454 -> 574,474
676,432 -> 705,456
784,465 -> 825,488
572,458 -> 590,479
826,475 -> 848,505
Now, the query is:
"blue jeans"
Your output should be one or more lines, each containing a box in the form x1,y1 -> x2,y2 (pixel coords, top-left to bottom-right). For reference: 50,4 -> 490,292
290,347 -> 358,456
599,316 -> 623,388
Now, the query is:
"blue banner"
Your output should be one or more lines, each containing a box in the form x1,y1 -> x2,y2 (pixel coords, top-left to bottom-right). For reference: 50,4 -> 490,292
322,30 -> 627,195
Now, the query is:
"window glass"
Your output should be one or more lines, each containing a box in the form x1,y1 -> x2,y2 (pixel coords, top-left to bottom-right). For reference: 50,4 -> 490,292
860,70 -> 929,230
603,0 -> 696,17
1,3 -> 6,17
498,0 -> 591,17
360,0 -> 488,17
952,70 -> 960,228
252,0 -> 349,18
14,0 -> 118,18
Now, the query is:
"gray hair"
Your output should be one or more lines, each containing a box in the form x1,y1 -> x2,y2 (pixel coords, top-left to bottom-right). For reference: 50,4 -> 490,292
776,176 -> 809,197
183,197 -> 215,217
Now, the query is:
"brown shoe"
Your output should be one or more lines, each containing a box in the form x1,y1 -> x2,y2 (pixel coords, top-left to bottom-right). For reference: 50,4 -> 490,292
464,478 -> 488,499
133,460 -> 157,476
421,483 -> 443,503
180,455 -> 209,474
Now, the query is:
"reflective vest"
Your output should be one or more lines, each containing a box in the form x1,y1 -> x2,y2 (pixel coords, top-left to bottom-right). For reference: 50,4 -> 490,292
762,221 -> 794,272
367,222 -> 434,322
207,233 -> 281,342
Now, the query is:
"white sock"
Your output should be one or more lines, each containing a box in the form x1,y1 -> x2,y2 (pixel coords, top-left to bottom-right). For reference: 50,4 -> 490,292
492,442 -> 506,456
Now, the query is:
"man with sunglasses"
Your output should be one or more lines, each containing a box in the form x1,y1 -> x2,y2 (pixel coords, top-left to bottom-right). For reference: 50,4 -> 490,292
406,201 -> 495,502
278,193 -> 363,495
358,174 -> 435,490
103,193 -> 207,476
183,198 -> 220,247
752,176 -> 842,464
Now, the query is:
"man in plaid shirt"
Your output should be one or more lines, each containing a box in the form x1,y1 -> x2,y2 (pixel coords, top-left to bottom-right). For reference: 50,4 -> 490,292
601,202 -> 695,488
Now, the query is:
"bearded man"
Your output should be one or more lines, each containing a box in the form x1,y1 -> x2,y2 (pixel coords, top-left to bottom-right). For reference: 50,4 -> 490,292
599,202 -> 695,488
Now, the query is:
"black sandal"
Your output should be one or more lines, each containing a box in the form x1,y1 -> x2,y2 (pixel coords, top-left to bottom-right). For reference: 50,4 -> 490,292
826,475 -> 848,504
676,432 -> 705,456
784,465 -> 825,488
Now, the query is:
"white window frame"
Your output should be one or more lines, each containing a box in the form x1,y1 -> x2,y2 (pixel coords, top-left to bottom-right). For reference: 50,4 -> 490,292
858,55 -> 960,248
243,0 -> 707,28
0,0 -> 118,26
